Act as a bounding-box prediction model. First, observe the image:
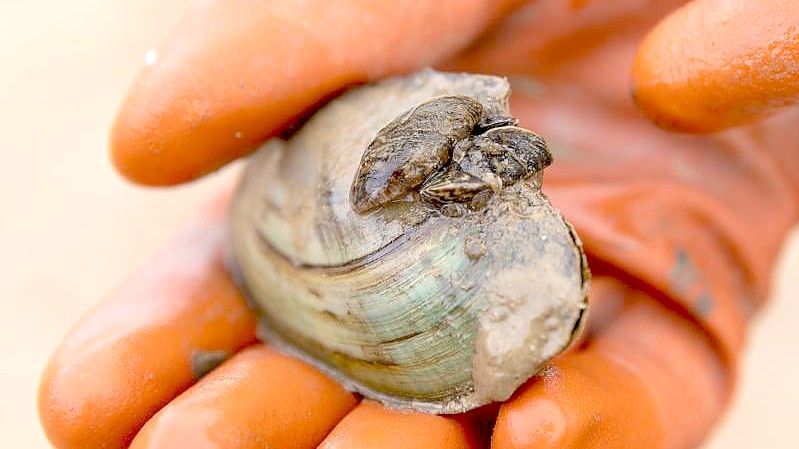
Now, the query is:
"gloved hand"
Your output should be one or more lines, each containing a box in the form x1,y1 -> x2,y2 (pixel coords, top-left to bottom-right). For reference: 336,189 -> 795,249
39,1 -> 799,448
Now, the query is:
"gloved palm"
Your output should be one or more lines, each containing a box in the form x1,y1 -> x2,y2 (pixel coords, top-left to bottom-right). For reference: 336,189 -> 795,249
39,1 -> 799,448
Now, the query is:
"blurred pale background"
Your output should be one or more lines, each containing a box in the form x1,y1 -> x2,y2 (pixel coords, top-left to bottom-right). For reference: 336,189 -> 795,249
0,1 -> 796,447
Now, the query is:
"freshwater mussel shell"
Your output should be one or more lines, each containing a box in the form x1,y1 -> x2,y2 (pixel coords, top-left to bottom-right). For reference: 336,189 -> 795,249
229,70 -> 589,413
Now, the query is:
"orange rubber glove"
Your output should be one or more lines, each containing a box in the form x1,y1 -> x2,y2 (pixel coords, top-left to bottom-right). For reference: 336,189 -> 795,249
633,0 -> 799,132
39,1 -> 799,449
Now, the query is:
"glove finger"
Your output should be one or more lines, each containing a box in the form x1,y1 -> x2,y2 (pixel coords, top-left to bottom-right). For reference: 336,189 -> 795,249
111,0 -> 521,186
129,345 -> 358,449
318,400 -> 482,449
633,0 -> 799,132
39,193 -> 257,449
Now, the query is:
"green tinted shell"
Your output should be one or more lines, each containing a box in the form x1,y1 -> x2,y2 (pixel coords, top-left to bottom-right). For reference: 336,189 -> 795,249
229,70 -> 589,413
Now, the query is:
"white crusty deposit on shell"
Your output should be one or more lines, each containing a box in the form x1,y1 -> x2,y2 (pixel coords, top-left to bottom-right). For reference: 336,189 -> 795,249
229,70 -> 589,413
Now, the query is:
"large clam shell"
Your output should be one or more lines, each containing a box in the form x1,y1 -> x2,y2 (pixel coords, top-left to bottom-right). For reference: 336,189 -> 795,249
229,70 -> 589,413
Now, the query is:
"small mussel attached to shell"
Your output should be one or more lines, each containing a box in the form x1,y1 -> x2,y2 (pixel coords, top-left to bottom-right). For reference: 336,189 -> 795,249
229,70 -> 589,413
